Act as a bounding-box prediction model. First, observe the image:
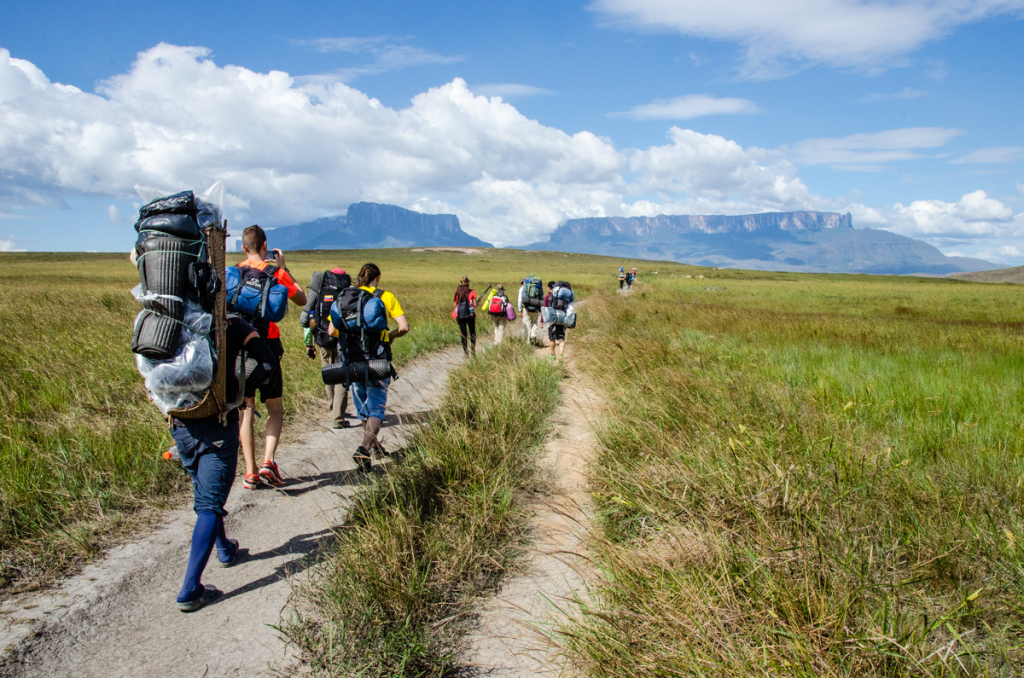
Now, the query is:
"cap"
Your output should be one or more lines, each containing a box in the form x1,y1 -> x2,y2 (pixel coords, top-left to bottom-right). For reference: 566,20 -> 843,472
331,267 -> 346,275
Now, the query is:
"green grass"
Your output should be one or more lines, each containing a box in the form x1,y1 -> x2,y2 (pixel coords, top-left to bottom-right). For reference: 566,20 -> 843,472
0,247 -> 646,593
283,341 -> 561,676
561,275 -> 1024,676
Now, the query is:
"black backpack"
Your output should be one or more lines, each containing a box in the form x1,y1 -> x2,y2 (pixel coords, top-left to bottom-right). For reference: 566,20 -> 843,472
333,287 -> 388,363
311,270 -> 351,348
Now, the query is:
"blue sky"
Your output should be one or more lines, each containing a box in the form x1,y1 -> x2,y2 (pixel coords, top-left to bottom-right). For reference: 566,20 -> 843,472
1,0 -> 1022,263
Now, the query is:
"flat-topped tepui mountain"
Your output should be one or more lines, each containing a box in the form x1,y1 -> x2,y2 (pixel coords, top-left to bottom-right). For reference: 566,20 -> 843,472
266,202 -> 490,251
523,211 -> 1000,275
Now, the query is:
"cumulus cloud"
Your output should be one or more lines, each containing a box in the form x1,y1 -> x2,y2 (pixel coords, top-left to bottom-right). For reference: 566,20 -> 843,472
951,146 -> 1024,164
784,127 -> 962,170
590,0 -> 1024,77
889,190 -> 1015,239
0,237 -> 26,252
610,94 -> 759,120
0,44 -> 838,247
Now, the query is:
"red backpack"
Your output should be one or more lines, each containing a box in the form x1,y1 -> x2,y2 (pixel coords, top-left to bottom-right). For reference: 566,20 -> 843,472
488,295 -> 507,316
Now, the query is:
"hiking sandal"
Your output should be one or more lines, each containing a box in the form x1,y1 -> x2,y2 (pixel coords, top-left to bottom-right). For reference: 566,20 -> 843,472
177,585 -> 222,613
218,538 -> 241,568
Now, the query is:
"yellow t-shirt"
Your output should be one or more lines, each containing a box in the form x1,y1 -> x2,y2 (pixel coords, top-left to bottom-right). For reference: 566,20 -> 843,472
360,286 -> 404,342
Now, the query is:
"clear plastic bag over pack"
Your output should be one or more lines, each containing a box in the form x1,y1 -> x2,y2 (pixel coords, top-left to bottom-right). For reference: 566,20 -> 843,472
135,301 -> 215,414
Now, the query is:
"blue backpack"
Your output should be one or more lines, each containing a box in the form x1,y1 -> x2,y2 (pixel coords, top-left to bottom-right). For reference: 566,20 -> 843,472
329,287 -> 389,362
225,264 -> 290,323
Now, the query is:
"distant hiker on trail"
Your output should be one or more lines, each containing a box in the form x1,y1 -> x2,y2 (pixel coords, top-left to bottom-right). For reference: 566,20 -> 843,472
235,225 -> 306,490
487,283 -> 514,344
172,315 -> 275,612
328,263 -> 409,472
452,276 -> 477,356
626,270 -> 634,290
543,280 -> 575,360
618,267 -> 626,290
518,275 -> 544,347
301,266 -> 352,429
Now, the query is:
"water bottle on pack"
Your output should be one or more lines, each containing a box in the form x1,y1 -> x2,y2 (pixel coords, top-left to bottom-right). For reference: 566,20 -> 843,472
162,445 -> 180,461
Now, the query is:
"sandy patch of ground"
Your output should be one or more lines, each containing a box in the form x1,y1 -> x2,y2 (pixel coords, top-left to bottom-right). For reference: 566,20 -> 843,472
459,347 -> 602,677
409,247 -> 486,255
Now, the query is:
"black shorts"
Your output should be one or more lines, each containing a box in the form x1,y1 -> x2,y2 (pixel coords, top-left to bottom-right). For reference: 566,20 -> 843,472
256,337 -> 284,402
548,324 -> 566,342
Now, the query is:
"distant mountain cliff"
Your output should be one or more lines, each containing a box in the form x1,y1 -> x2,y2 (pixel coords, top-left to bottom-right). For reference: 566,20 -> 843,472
525,211 -> 999,275
267,202 -> 491,251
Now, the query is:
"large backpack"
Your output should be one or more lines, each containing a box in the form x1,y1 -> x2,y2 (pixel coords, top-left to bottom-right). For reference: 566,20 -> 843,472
488,294 -> 507,316
523,276 -> 543,311
329,287 -> 389,364
550,281 -> 574,312
311,270 -> 351,348
226,264 -> 289,325
456,295 -> 474,320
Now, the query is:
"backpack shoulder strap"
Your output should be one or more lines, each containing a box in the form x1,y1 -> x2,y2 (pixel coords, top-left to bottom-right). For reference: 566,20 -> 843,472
372,288 -> 385,299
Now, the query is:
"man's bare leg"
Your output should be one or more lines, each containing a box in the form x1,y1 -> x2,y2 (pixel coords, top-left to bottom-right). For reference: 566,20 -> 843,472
263,397 -> 284,463
240,400 -> 259,476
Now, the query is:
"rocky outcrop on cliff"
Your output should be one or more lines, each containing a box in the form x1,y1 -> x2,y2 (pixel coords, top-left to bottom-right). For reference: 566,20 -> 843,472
266,202 -> 490,251
525,211 -> 998,275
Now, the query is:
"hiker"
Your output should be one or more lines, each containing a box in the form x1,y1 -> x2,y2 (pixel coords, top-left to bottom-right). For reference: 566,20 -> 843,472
301,267 -> 352,429
452,276 -> 477,356
518,275 -> 544,347
236,225 -> 306,490
328,263 -> 410,471
540,280 -> 573,360
171,315 -> 275,611
626,270 -> 634,289
487,283 -> 511,344
618,267 -> 626,290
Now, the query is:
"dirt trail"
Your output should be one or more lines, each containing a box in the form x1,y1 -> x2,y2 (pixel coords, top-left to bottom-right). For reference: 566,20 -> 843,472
460,348 -> 601,676
0,349 -> 461,678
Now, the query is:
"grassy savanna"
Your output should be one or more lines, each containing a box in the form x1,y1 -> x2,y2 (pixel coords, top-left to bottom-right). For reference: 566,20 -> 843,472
564,270 -> 1024,676
285,341 -> 561,676
0,246 -> 640,593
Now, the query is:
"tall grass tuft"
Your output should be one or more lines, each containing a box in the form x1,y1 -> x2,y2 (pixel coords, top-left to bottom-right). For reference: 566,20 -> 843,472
562,289 -> 1024,677
285,341 -> 561,676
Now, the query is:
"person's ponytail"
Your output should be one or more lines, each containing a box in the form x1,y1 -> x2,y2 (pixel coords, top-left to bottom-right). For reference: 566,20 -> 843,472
357,263 -> 382,288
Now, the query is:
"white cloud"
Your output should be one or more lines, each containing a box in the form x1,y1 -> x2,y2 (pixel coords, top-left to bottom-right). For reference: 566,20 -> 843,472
107,204 -> 123,224
951,146 -> 1024,164
471,83 -> 556,98
590,0 -> 1024,77
860,87 -> 929,102
0,237 -> 26,252
784,127 -> 962,170
611,94 -> 759,120
0,42 -> 1015,257
291,36 -> 461,82
889,190 -> 1015,240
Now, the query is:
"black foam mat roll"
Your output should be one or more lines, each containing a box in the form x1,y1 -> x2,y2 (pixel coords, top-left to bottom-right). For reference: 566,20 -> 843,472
137,233 -> 198,299
322,360 -> 391,386
132,310 -> 182,360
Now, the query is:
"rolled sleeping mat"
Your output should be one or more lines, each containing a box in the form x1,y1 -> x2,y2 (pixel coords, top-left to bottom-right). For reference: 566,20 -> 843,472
136,232 -> 199,299
131,308 -> 183,360
135,212 -> 200,240
139,190 -> 197,220
322,360 -> 392,386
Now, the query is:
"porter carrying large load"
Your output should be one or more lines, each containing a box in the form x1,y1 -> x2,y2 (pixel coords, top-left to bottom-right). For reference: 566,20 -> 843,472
541,280 -> 576,328
130,182 -> 248,419
301,269 -> 352,348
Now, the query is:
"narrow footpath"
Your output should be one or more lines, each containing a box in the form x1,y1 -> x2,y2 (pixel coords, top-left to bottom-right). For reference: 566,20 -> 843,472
0,349 -> 461,678
460,348 -> 601,676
